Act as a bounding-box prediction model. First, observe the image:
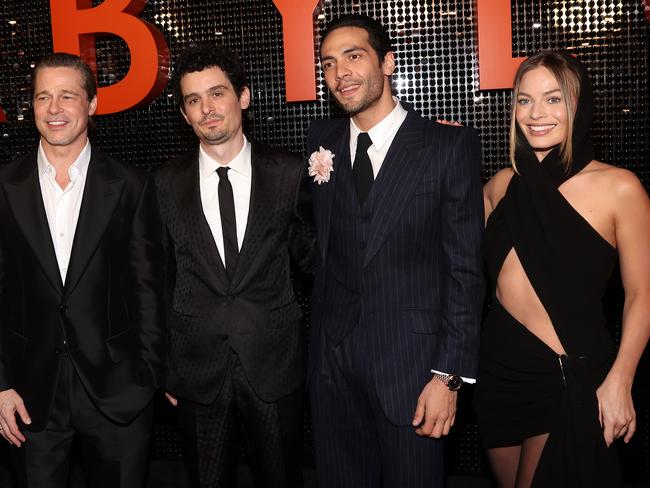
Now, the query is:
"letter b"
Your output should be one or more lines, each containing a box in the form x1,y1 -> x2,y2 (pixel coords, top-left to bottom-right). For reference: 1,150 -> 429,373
50,0 -> 170,115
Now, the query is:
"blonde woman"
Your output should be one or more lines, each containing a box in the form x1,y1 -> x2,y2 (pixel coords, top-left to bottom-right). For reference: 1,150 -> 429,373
475,51 -> 650,487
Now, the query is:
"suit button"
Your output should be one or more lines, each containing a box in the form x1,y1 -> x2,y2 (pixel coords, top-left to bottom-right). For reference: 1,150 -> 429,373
60,305 -> 69,312
359,242 -> 366,251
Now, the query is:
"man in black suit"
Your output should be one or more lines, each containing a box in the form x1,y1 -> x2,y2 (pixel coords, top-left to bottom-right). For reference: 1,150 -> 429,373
0,53 -> 164,487
155,44 -> 314,488
307,15 -> 485,487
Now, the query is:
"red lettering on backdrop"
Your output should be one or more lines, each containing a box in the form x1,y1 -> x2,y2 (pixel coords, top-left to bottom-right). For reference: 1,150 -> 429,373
476,0 -> 525,89
50,0 -> 169,115
645,0 -> 650,25
272,0 -> 322,102
0,108 -> 6,123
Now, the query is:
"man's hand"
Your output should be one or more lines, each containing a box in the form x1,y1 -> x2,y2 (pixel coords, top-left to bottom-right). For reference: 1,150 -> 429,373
0,389 -> 31,447
165,392 -> 178,407
412,377 -> 457,438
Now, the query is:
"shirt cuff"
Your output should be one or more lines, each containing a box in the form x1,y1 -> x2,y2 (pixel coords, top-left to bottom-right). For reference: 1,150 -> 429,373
431,369 -> 476,384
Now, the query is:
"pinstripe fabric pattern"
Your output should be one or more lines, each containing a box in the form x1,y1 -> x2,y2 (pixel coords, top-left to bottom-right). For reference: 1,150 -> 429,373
307,106 -> 484,486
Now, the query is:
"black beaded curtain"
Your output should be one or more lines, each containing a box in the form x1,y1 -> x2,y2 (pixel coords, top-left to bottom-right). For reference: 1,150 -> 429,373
0,0 -> 648,482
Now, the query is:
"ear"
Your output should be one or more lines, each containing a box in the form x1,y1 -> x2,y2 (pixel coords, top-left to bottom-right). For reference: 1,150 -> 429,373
180,106 -> 190,126
239,86 -> 251,110
382,51 -> 396,77
88,95 -> 98,116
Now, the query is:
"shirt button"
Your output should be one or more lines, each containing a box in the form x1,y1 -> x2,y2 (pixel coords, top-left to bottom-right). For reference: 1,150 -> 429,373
60,304 -> 69,312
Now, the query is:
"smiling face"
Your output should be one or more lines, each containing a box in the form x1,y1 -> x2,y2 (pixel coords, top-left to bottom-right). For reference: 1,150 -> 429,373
32,66 -> 97,154
515,66 -> 574,161
320,26 -> 395,128
180,66 -> 250,150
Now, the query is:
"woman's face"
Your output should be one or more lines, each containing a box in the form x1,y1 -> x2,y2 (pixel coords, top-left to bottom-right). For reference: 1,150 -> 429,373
515,66 -> 569,161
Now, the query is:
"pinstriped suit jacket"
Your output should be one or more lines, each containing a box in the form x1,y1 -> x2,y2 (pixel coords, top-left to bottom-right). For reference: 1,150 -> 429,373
307,107 -> 485,425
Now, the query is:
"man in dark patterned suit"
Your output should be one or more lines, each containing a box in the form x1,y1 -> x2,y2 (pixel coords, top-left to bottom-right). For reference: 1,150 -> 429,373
154,44 -> 315,488
307,15 -> 485,487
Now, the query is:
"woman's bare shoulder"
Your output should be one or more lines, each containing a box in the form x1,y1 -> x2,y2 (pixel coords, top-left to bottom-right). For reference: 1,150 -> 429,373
484,167 -> 515,209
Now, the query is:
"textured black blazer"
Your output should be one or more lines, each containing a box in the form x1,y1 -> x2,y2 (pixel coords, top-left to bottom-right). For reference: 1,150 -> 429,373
307,107 -> 485,425
0,147 -> 165,430
154,142 -> 315,404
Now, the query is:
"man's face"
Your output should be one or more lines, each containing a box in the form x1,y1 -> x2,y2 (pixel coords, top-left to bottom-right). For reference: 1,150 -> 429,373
32,67 -> 97,150
180,66 -> 250,147
320,26 -> 394,116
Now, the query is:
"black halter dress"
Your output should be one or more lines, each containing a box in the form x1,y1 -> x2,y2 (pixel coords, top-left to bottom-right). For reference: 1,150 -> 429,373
474,53 -> 622,487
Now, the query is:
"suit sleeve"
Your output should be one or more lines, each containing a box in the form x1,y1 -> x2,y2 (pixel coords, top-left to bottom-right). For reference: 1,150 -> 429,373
434,127 -> 485,378
129,175 -> 166,388
0,216 -> 9,391
288,159 -> 317,274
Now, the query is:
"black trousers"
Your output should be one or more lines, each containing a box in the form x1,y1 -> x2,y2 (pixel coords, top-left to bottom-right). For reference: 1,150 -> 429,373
310,325 -> 444,488
11,356 -> 153,488
177,352 -> 304,488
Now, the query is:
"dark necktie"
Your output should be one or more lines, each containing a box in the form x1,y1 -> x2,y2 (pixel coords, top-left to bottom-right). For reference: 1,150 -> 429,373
353,132 -> 374,205
216,166 -> 239,277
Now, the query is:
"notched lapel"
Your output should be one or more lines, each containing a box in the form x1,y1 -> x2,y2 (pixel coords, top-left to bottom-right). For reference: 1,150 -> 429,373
64,154 -> 124,296
2,153 -> 63,294
364,112 -> 430,267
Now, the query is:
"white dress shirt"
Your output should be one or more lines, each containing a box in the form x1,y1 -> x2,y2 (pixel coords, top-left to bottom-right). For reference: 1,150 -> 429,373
348,101 -> 476,384
38,139 -> 91,283
199,136 -> 252,266
349,98 -> 408,178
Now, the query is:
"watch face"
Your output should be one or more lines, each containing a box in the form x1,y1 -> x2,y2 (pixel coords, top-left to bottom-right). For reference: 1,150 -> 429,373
447,375 -> 463,391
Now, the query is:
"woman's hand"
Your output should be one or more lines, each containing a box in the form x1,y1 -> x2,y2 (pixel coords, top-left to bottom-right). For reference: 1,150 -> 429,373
596,374 -> 636,446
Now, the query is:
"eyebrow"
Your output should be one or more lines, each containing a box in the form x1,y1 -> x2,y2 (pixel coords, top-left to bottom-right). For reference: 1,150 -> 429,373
518,89 -> 561,97
321,45 -> 368,61
33,88 -> 80,98
183,85 -> 229,103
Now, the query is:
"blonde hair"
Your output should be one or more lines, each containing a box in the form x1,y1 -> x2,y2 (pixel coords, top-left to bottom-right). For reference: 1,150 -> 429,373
509,51 -> 581,173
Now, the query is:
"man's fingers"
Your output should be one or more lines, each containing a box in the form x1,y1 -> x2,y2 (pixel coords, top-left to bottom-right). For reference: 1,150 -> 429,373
14,400 -> 31,426
5,414 -> 25,444
165,392 -> 178,407
412,399 -> 425,427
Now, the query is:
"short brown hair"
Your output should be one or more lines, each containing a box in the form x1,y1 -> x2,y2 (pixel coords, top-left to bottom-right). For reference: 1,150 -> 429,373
32,52 -> 97,101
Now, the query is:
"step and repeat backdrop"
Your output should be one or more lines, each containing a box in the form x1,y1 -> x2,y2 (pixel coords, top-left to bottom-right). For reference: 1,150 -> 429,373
0,0 -> 649,483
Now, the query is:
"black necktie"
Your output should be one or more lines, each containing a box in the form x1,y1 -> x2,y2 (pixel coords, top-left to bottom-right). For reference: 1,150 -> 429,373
353,132 -> 374,205
216,166 -> 239,277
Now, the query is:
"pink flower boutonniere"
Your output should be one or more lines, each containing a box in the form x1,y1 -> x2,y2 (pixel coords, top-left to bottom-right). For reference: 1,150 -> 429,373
308,146 -> 335,185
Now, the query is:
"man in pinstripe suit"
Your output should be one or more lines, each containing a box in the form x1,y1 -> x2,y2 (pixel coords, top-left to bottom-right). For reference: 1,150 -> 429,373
306,14 -> 485,487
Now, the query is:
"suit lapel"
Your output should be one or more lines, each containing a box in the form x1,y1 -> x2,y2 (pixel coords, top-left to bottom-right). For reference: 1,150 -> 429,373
64,149 -> 124,297
314,122 -> 349,264
364,111 -> 429,267
2,151 -> 63,294
172,152 -> 230,293
230,144 -> 274,290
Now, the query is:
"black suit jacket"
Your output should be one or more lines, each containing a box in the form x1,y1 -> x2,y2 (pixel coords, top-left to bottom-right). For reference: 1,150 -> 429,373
154,142 -> 315,404
0,147 -> 165,430
308,108 -> 485,425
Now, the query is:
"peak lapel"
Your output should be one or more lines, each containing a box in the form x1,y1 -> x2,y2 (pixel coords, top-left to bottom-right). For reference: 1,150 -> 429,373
2,151 -> 63,294
171,153 -> 230,294
364,111 -> 429,267
63,151 -> 124,297
229,144 -> 273,290
313,122 -> 349,264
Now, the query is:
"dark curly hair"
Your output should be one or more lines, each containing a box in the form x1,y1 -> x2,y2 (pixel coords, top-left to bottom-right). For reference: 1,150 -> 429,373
172,43 -> 248,108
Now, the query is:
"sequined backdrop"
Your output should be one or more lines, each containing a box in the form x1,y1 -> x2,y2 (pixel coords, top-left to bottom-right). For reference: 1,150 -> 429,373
0,0 -> 648,482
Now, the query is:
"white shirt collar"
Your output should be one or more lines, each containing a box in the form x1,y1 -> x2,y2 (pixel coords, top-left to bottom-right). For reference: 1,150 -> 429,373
37,139 -> 91,182
349,98 -> 408,151
199,135 -> 251,179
